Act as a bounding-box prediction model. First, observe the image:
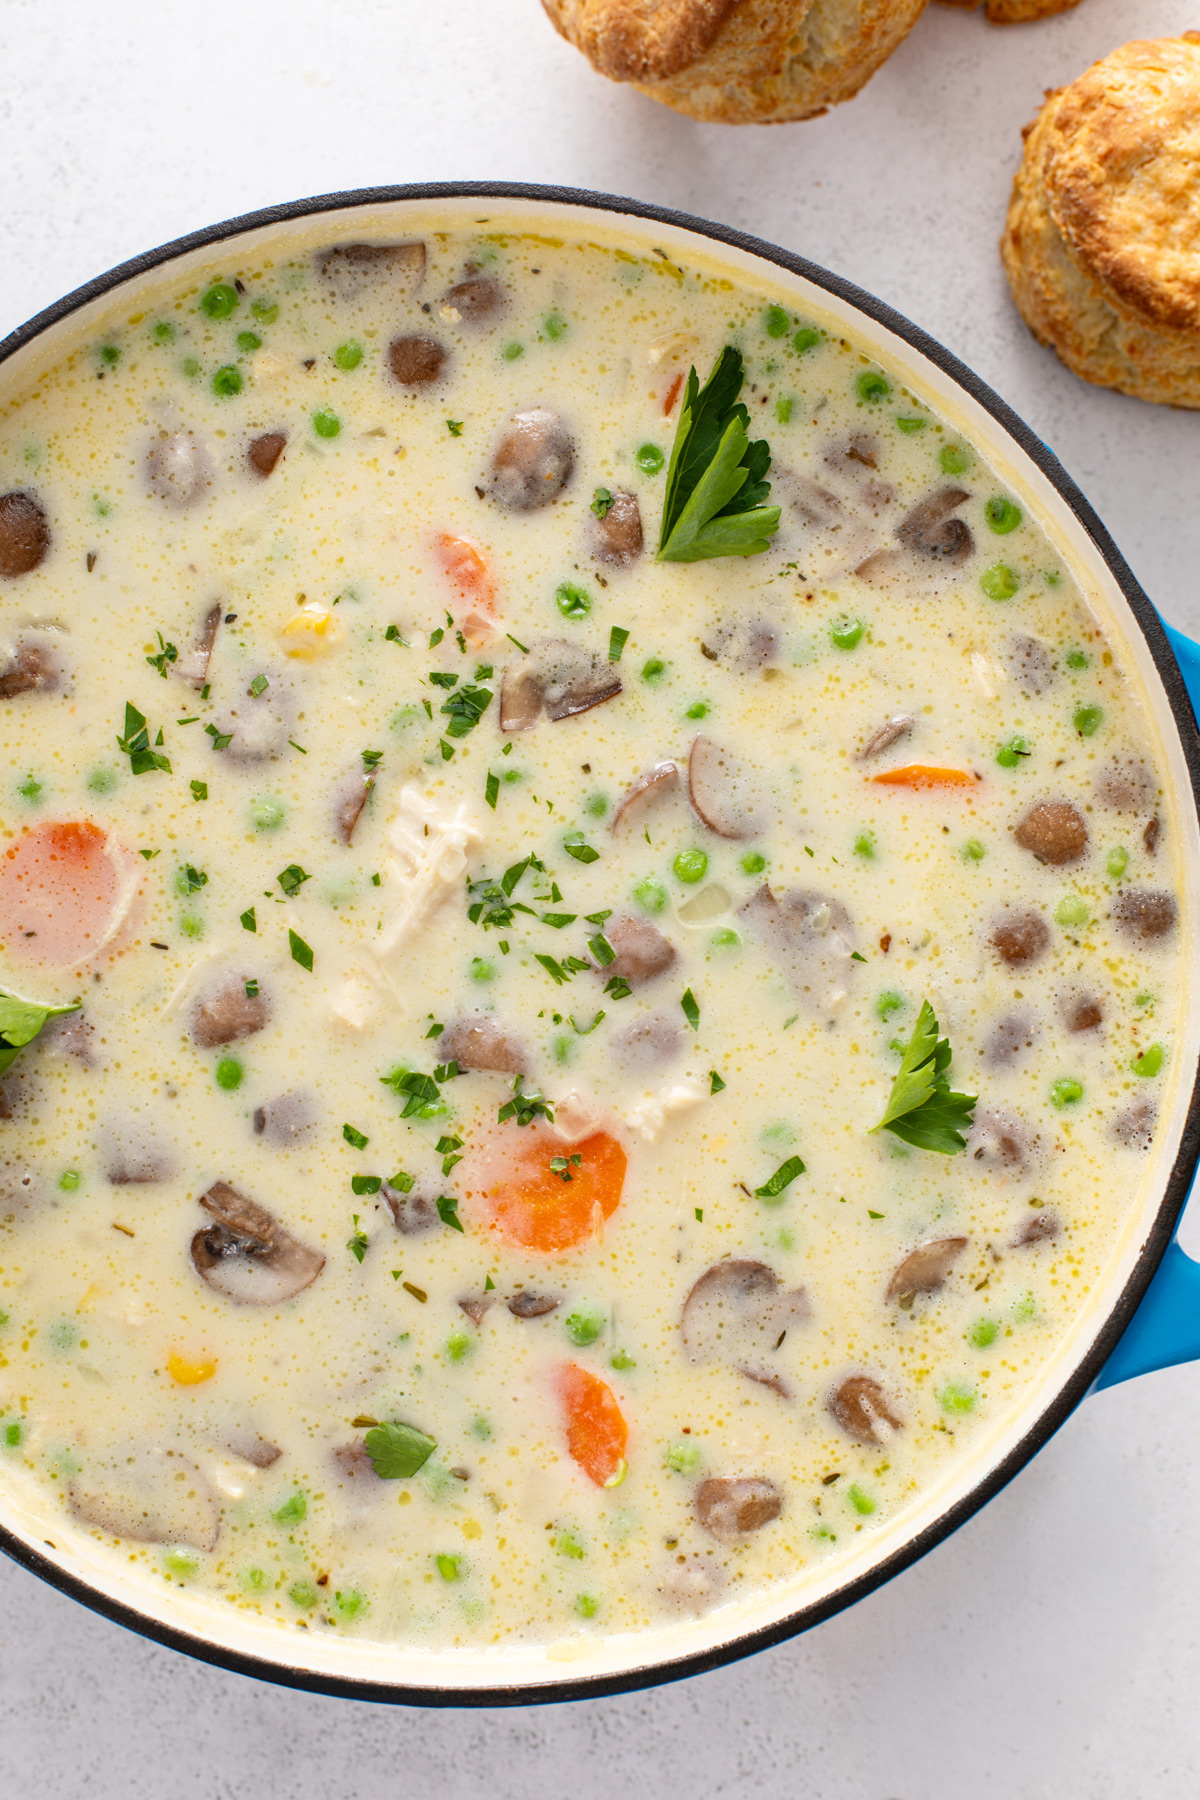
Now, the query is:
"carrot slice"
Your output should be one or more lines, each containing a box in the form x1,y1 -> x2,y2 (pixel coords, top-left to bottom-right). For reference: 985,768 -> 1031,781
433,532 -> 498,646
0,821 -> 139,968
662,372 -> 684,416
476,1125 -> 626,1254
870,765 -> 980,791
559,1363 -> 628,1487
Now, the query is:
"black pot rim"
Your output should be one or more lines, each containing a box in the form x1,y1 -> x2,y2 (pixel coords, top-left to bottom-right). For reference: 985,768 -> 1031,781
3,178 -> 1199,1710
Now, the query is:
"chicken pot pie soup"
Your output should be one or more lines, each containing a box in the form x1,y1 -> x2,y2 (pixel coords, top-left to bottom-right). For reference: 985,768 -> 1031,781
0,209 -> 1188,1661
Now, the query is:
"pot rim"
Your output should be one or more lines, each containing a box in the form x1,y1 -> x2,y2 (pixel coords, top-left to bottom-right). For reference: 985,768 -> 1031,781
3,179 -> 1199,1707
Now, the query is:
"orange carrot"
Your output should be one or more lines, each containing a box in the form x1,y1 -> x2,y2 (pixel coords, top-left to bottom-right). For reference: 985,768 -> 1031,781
433,531 -> 498,646
0,820 -> 138,967
870,765 -> 980,791
559,1363 -> 628,1487
662,372 -> 684,416
474,1126 -> 626,1254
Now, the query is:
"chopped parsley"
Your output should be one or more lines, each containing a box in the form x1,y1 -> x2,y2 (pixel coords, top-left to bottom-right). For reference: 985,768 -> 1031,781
343,1123 -> 369,1150
117,702 -> 171,774
588,933 -> 616,967
146,632 -> 178,678
380,1064 -> 458,1120
550,1153 -> 583,1182
658,346 -> 781,563
347,1215 -> 369,1262
869,998 -> 977,1154
441,682 -> 492,739
608,625 -> 630,662
248,673 -> 269,698
288,929 -> 313,971
591,487 -> 613,517
484,771 -> 500,810
240,906 -> 257,933
604,974 -> 633,1000
205,722 -> 232,752
179,864 -> 208,895
437,1133 -> 464,1175
535,953 -> 590,986
563,834 -> 599,865
363,1420 -> 436,1480
710,1070 -> 726,1094
384,624 -> 409,645
277,863 -> 310,897
437,1194 -> 464,1233
429,671 -> 458,689
570,1010 -> 606,1035
190,779 -> 208,802
498,1077 -> 555,1128
753,1155 -> 806,1199
681,988 -> 700,1030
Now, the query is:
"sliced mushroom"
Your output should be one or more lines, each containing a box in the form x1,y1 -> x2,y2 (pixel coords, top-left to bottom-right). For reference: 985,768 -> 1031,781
174,603 -> 221,688
253,1090 -> 317,1147
332,1441 -> 384,1484
1096,758 -> 1156,811
966,1106 -> 1036,1172
990,908 -> 1050,968
490,408 -> 574,511
441,273 -> 504,324
500,639 -> 621,730
824,434 -> 879,473
828,1375 -> 902,1445
681,1260 -> 807,1367
1113,1098 -> 1156,1150
498,663 -> 544,734
146,430 -> 210,508
439,1014 -> 526,1074
857,714 -> 915,761
695,1476 -> 782,1542
225,1431 -> 282,1469
334,763 -> 376,844
387,334 -> 447,386
1013,799 -> 1088,866
38,1010 -> 95,1063
69,1448 -> 220,1551
247,431 -> 287,478
316,240 -> 425,302
1143,816 -> 1161,857
0,637 -> 60,697
610,1011 -> 683,1073
190,1180 -> 324,1305
458,1296 -> 492,1326
1063,994 -> 1103,1033
382,1182 -> 439,1235
688,736 -> 761,839
507,1291 -> 561,1318
895,486 -> 973,563
103,1118 -> 175,1185
212,669 -> 295,763
738,885 -> 857,1018
1007,633 -> 1054,694
592,490 -> 643,566
0,1072 -> 31,1121
191,976 -> 270,1048
740,1365 -> 792,1399
1011,1209 -> 1060,1248
1112,890 -> 1177,943
604,913 -> 676,986
982,1009 -> 1038,1069
703,619 -> 781,671
612,760 -> 679,834
887,1237 -> 968,1302
0,490 -> 50,577
657,1551 -> 726,1612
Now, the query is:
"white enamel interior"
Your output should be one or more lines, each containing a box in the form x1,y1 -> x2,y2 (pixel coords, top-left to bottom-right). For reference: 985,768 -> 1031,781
2,192 -> 1197,1698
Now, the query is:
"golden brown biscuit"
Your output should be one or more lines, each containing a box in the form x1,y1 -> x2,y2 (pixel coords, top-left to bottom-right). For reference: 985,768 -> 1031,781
1001,35 -> 1200,407
541,0 -> 929,123
935,0 -> 1081,22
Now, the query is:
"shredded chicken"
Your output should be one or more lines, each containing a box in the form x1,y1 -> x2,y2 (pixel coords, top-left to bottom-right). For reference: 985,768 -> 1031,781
369,782 -> 481,994
626,1078 -> 706,1143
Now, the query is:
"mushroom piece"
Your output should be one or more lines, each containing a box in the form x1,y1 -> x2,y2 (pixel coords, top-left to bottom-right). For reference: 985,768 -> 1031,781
225,1432 -> 282,1469
681,1260 -> 808,1367
1063,994 -> 1103,1033
490,408 -> 575,511
458,1296 -> 492,1326
886,1236 -> 968,1303
103,1118 -> 176,1185
507,1291 -> 561,1318
211,669 -> 296,763
441,273 -> 504,324
702,619 -> 781,671
498,664 -> 544,733
990,908 -> 1050,968
824,433 -> 879,473
387,334 -> 447,386
68,1448 -> 220,1551
592,490 -> 643,566
382,1181 -> 439,1235
695,1476 -> 782,1543
1095,758 -> 1156,811
1143,816 -> 1161,857
828,1375 -> 903,1445
610,1011 -> 683,1073
247,431 -> 287,478
332,1441 -> 384,1485
612,760 -> 679,834
439,1014 -> 526,1074
253,1090 -> 318,1147
857,714 -> 916,761
316,240 -> 425,302
146,430 -> 210,508
966,1106 -> 1036,1172
740,1366 -> 792,1399
333,762 -> 376,844
38,1010 -> 95,1063
191,976 -> 270,1049
1013,799 -> 1088,866
1113,1098 -> 1156,1150
173,603 -> 221,688
499,639 -> 621,730
982,1009 -> 1039,1069
1112,890 -> 1177,943
0,637 -> 60,697
190,1180 -> 325,1306
738,885 -> 858,1018
1011,1209 -> 1060,1248
603,913 -> 677,986
688,736 -> 761,840
0,490 -> 50,578
1007,633 -> 1055,694
657,1551 -> 726,1612
895,486 -> 973,563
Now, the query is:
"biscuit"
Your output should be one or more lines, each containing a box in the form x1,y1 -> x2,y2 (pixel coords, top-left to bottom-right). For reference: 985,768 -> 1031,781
541,0 -> 929,123
935,0 -> 1081,23
1001,35 -> 1200,407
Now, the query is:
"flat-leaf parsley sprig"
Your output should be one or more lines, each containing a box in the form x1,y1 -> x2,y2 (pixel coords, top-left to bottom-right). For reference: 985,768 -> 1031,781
869,999 -> 977,1155
657,346 -> 781,564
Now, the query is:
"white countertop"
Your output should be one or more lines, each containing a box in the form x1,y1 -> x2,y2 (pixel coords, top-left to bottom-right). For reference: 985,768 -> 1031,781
2,2 -> 1199,1792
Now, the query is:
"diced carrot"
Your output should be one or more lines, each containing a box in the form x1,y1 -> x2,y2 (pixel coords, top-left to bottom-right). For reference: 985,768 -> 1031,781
0,821 -> 139,968
558,1363 -> 628,1487
474,1125 -> 626,1254
662,372 -> 684,416
870,765 -> 980,791
433,531 -> 498,646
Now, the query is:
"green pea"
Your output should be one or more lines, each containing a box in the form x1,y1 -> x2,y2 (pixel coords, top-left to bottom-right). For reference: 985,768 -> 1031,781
565,1305 -> 605,1347
1050,1077 -> 1083,1108
181,357 -> 201,379
447,1327 -> 475,1362
575,1593 -> 600,1618
272,1490 -> 307,1526
436,1553 -> 462,1582
557,1530 -> 585,1560
250,795 -> 285,831
962,838 -> 986,863
555,582 -> 591,619
471,956 -> 496,982
88,767 -> 118,794
180,914 -> 204,939
685,700 -> 710,720
47,1320 -> 76,1351
1065,649 -> 1089,669
585,792 -> 608,818
251,299 -> 279,324
58,1171 -> 82,1192
673,848 -> 708,885
4,1422 -> 21,1448
830,614 -> 865,650
99,344 -> 120,366
17,775 -> 43,804
940,444 -> 969,475
1073,704 -> 1103,737
985,496 -> 1022,535
633,875 -> 668,914
968,1317 -> 998,1349
542,311 -> 567,341
775,396 -> 793,424
236,331 -> 262,353
333,339 -> 364,370
792,328 -> 820,355
1055,895 -> 1089,928
288,1580 -> 318,1608
1012,1290 -> 1036,1322
635,442 -> 665,475
1132,1043 -> 1164,1078
334,1588 -> 367,1618
854,829 -> 876,859
847,1484 -> 876,1516
938,1381 -> 978,1416
981,564 -> 1019,601
243,1566 -> 270,1594
200,283 -> 239,320
164,1548 -> 199,1579
666,1441 -> 703,1475
312,408 -> 341,439
896,416 -> 925,434
211,365 -> 242,397
215,1057 -> 243,1091
764,304 -> 790,338
502,342 -> 524,361
876,990 -> 903,1021
995,735 -> 1031,768
741,850 -> 766,874
856,370 -> 890,403
153,322 -> 175,343
641,656 -> 667,683
1106,846 -> 1129,879
709,927 -> 740,950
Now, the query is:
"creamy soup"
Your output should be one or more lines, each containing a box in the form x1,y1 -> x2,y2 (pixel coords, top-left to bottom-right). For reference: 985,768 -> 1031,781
0,216 -> 1184,1653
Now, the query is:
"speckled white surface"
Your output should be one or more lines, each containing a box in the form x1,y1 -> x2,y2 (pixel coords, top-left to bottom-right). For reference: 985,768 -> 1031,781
2,2 -> 1200,1792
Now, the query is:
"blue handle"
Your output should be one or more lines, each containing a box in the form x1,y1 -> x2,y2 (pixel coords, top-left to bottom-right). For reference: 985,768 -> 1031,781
1097,618 -> 1200,1389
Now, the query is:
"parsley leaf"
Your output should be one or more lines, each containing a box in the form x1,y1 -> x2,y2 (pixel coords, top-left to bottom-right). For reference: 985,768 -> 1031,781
440,682 -> 492,739
753,1154 -> 806,1199
363,1420 -> 437,1479
869,998 -> 977,1154
147,632 -> 177,678
346,1215 -> 369,1262
117,702 -> 171,774
288,929 -> 313,971
0,989 -> 81,1077
277,863 -> 310,898
658,346 -> 781,564
437,1194 -> 464,1233
498,1077 -> 555,1128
